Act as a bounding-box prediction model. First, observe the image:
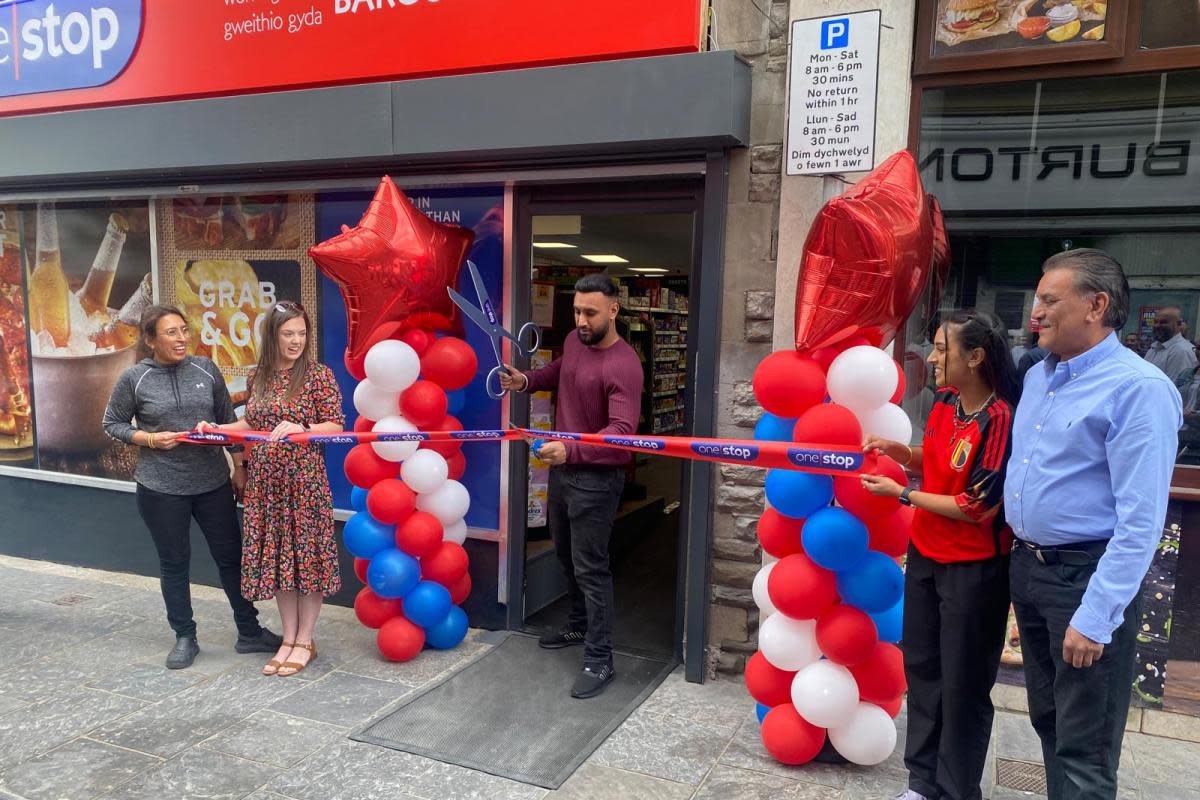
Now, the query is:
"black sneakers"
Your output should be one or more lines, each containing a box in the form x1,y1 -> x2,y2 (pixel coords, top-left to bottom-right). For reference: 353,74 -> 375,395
235,627 -> 284,654
538,627 -> 586,650
571,661 -> 616,699
166,636 -> 199,670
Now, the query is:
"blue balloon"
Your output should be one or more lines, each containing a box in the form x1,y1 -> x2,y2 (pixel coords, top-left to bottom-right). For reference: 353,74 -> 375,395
367,548 -> 421,599
425,605 -> 469,649
764,470 -> 833,520
446,390 -> 466,416
350,486 -> 369,513
343,512 -> 395,560
871,597 -> 904,643
802,507 -> 869,571
837,551 -> 904,613
754,412 -> 797,443
755,703 -> 771,724
403,581 -> 453,629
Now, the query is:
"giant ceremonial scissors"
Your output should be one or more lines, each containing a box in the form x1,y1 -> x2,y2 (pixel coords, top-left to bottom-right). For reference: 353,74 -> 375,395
447,261 -> 540,399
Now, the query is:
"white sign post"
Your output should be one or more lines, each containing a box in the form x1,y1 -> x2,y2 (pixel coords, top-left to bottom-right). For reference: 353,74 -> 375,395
786,10 -> 881,176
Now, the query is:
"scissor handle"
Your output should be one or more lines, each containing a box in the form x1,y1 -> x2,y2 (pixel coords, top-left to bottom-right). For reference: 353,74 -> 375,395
485,365 -> 508,400
508,322 -> 541,359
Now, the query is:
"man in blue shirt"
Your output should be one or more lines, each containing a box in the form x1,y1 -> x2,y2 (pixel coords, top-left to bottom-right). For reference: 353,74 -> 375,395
1006,249 -> 1182,799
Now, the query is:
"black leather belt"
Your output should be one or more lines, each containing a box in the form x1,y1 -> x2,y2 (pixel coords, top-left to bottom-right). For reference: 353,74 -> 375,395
1014,538 -> 1109,566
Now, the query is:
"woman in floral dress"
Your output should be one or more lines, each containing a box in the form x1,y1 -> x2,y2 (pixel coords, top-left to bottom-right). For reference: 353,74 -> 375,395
199,301 -> 343,676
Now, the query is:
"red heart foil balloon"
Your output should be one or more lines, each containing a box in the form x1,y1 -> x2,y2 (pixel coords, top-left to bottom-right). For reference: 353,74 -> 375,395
793,151 -> 935,352
309,176 -> 474,367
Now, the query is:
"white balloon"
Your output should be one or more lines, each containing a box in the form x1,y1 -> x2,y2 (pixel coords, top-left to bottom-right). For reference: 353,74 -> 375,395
790,661 -> 860,728
443,518 -> 468,545
827,346 -> 899,413
364,340 -> 421,393
354,379 -> 400,422
856,402 -> 913,445
829,702 -> 898,766
400,449 -> 449,494
416,479 -> 470,526
752,562 -> 777,617
371,415 -> 420,462
758,614 -> 821,672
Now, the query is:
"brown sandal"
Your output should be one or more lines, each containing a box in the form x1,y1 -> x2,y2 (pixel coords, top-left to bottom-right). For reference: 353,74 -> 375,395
277,641 -> 317,677
262,642 -> 296,676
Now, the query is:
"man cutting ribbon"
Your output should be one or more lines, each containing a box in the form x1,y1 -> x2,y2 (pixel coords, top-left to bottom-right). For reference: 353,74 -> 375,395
499,273 -> 643,700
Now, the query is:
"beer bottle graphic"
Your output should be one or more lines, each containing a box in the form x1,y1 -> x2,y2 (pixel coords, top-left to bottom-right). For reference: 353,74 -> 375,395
28,202 -> 71,348
78,213 -> 129,320
92,273 -> 153,351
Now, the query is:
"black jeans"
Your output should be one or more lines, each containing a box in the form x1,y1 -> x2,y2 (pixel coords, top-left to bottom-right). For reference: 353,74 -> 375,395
135,482 -> 262,640
903,546 -> 1010,800
1010,543 -> 1140,800
547,465 -> 625,665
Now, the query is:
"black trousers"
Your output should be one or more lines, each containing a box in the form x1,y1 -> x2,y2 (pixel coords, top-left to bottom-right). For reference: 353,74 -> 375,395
547,465 -> 625,665
1010,543 -> 1140,800
135,482 -> 262,640
903,546 -> 1010,800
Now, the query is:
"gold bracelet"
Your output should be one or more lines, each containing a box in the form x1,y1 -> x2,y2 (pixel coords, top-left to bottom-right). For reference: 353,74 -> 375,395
147,432 -> 156,449
900,445 -> 913,466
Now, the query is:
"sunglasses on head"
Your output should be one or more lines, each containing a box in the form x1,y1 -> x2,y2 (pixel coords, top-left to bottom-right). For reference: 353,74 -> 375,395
275,301 -> 305,314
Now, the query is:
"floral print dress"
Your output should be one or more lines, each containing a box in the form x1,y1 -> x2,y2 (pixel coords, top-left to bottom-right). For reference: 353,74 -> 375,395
241,362 -> 344,601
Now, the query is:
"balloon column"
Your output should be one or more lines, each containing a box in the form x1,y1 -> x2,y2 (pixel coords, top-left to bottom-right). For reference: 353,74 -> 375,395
746,151 -> 941,767
311,177 -> 478,662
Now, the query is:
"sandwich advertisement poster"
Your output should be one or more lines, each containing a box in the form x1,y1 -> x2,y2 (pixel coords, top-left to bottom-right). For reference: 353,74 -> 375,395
935,0 -> 1107,53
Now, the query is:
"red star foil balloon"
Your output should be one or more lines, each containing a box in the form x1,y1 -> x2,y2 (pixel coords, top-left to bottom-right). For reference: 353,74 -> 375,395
309,177 -> 474,373
793,151 -> 935,352
926,194 -> 951,324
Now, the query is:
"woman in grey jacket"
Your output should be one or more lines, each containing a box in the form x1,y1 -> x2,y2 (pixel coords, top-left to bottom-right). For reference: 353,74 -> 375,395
103,305 -> 281,669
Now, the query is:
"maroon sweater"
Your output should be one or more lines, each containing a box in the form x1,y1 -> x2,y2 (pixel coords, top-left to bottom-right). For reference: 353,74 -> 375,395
525,331 -> 644,465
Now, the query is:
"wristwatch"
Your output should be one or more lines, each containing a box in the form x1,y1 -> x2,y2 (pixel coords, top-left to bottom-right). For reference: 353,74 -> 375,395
899,487 -> 914,507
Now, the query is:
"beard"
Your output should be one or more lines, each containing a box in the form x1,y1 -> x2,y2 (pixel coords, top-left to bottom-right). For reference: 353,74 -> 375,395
1153,327 -> 1174,343
578,320 -> 609,346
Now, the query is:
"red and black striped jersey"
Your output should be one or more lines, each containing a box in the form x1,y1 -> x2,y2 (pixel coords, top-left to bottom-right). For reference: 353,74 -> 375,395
912,389 -> 1014,564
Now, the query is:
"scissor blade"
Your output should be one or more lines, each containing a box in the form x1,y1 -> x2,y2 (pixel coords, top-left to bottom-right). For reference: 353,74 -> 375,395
447,287 -> 495,335
465,261 -> 499,326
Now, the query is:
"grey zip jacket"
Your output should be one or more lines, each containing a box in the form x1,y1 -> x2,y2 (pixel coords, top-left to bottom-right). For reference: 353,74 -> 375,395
103,355 -> 239,495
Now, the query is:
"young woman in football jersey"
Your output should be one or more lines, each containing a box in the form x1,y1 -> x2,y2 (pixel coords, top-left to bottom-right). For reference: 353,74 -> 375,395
861,308 -> 1018,800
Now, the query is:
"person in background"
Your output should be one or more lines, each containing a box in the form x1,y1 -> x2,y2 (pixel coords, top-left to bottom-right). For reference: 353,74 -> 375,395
862,309 -> 1017,800
1145,306 -> 1198,395
1016,329 -> 1048,393
1123,332 -> 1143,355
499,273 -> 643,699
103,306 -> 282,669
198,302 -> 344,677
1006,249 -> 1181,798
1180,340 -> 1200,464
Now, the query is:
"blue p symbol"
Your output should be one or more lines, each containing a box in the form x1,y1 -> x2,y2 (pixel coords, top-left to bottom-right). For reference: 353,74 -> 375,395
822,18 -> 849,49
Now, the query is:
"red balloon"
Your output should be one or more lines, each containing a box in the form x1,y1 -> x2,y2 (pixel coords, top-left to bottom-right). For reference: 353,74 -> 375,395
792,404 -> 862,448
816,605 -> 879,667
344,348 -> 365,382
377,614 -> 426,662
353,557 -> 370,584
367,479 -> 417,525
310,177 -> 474,365
745,651 -> 796,708
757,508 -> 805,560
421,541 -> 469,586
793,151 -> 934,352
767,554 -> 838,620
761,705 -> 826,766
808,346 -> 839,372
446,451 -> 466,481
889,361 -> 907,405
848,642 -> 907,704
354,587 -> 402,629
833,456 -> 907,523
396,511 -> 444,559
344,444 -> 400,489
402,328 -> 433,356
752,351 -> 826,419
868,505 -> 914,558
419,415 -> 464,458
877,694 -> 904,719
353,416 -> 375,433
401,380 -> 449,428
421,337 -> 478,391
448,571 -> 472,605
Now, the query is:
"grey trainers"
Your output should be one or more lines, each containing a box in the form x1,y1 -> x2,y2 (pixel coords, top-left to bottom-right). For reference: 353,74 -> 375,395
538,627 -> 586,650
166,636 -> 199,670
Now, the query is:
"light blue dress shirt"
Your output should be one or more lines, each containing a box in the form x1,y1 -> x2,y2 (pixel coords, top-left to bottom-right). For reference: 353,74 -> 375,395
1006,332 -> 1182,644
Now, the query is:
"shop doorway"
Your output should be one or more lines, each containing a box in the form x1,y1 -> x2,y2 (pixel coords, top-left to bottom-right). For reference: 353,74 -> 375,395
507,182 -> 704,661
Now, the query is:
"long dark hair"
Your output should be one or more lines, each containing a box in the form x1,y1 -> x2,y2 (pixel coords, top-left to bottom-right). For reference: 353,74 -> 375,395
943,309 -> 1019,406
251,301 -> 311,404
137,305 -> 187,361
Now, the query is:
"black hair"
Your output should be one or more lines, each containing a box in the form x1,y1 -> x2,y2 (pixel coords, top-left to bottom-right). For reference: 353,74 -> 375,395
1042,248 -> 1129,330
574,272 -> 619,298
942,308 -> 1019,406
